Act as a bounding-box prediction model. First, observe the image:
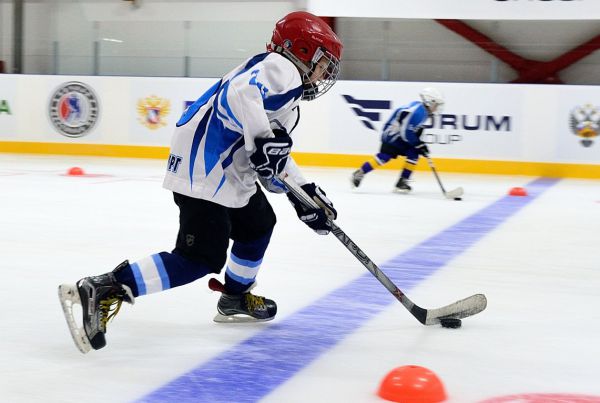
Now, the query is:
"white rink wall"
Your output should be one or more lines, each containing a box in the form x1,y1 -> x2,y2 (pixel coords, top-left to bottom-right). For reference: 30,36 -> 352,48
0,74 -> 599,173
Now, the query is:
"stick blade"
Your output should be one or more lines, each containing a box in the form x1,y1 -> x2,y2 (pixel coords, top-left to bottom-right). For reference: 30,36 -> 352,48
424,293 -> 487,325
445,187 -> 464,199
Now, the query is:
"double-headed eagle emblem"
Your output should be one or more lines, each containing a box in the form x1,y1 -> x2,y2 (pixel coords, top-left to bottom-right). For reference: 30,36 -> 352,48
569,104 -> 599,147
137,95 -> 171,130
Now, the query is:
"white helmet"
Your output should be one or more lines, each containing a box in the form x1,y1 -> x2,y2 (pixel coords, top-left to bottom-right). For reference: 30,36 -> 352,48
419,87 -> 445,114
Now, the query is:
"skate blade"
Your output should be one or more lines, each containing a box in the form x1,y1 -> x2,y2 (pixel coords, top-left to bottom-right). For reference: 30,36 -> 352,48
393,188 -> 411,194
58,284 -> 92,354
213,313 -> 275,324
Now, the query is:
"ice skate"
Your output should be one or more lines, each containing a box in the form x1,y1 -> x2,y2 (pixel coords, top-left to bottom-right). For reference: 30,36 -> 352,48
394,177 -> 412,193
209,278 -> 277,323
58,261 -> 134,353
350,169 -> 364,188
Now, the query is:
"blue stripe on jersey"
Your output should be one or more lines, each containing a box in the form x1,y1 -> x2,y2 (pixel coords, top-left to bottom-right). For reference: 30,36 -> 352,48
382,107 -> 402,130
151,253 -> 170,290
219,81 -> 243,129
230,253 -> 263,268
203,110 -> 242,176
263,85 -> 303,111
129,262 -> 147,296
212,174 -> 227,197
215,105 -> 231,124
176,79 -> 221,127
221,138 -> 245,170
243,52 -> 269,70
189,107 -> 213,190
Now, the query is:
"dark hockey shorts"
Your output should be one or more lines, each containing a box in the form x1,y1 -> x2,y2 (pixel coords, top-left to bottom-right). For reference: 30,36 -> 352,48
172,184 -> 277,273
380,142 -> 409,158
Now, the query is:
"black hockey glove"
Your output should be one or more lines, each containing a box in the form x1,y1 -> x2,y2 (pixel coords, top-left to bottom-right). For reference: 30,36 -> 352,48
249,134 -> 293,179
416,142 -> 429,157
287,183 -> 337,235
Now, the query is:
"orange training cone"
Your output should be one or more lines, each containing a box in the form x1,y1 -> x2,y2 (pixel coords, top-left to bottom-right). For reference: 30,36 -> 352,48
67,167 -> 85,176
508,187 -> 527,196
377,365 -> 447,403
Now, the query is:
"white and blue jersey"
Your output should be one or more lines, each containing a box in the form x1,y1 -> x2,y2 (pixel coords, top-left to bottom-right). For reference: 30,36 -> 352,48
163,52 -> 307,208
380,101 -> 429,148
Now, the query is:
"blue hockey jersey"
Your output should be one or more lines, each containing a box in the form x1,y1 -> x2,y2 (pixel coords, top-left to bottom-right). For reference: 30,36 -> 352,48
381,101 -> 429,148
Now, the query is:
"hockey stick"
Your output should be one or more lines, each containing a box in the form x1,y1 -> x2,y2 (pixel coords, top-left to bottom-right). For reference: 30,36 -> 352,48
426,156 -> 464,199
280,175 -> 486,325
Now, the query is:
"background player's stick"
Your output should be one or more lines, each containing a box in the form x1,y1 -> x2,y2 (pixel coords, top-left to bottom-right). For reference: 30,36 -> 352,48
426,156 -> 464,199
280,174 -> 487,325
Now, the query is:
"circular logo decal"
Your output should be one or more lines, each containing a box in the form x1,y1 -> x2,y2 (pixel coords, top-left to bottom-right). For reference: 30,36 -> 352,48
49,81 -> 99,138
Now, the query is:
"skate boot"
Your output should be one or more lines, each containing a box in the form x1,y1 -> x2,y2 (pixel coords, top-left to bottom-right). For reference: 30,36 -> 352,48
350,169 -> 365,188
394,177 -> 412,193
58,261 -> 135,353
209,278 -> 277,323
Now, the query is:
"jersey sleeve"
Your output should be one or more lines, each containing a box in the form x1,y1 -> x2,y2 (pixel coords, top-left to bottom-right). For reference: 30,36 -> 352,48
283,156 -> 307,187
225,54 -> 302,152
404,104 -> 428,146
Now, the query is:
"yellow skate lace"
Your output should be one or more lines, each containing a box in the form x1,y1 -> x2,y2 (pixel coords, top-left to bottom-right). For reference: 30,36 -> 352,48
245,294 -> 266,312
99,297 -> 124,328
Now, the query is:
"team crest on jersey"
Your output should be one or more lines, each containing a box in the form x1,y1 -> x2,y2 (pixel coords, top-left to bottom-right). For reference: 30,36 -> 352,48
569,104 -> 600,147
49,82 -> 99,138
137,95 -> 171,130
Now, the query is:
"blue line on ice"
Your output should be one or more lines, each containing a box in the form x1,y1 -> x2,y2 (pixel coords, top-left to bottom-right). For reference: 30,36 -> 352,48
138,177 -> 558,403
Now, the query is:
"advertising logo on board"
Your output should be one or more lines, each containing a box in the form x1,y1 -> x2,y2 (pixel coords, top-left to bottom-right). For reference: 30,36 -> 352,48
569,104 -> 599,147
0,99 -> 11,115
137,95 -> 171,130
48,81 -> 99,138
342,94 -> 513,145
342,94 -> 391,131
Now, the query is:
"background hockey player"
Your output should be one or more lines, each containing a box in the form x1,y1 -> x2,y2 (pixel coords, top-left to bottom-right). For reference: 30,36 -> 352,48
350,88 -> 444,192
58,11 -> 342,353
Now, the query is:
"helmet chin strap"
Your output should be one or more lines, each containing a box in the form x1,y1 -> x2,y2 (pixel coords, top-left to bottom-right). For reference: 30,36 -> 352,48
270,43 -> 312,75
269,42 -> 339,101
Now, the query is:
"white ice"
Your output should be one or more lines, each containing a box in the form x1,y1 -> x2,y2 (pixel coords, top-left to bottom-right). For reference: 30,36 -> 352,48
1,154 -> 599,403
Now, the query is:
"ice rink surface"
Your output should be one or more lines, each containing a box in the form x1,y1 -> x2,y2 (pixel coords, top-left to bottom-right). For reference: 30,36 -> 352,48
1,154 -> 600,403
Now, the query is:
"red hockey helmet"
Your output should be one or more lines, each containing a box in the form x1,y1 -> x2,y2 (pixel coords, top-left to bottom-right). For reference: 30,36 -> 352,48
268,11 -> 343,101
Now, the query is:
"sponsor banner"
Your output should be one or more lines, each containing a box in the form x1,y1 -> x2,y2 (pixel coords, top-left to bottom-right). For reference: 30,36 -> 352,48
130,77 -> 218,146
307,0 -> 600,20
0,75 -> 17,138
307,81 -> 521,160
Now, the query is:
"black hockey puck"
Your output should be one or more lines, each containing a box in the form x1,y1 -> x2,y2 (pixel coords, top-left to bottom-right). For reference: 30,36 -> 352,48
440,318 -> 462,328
454,197 -> 462,201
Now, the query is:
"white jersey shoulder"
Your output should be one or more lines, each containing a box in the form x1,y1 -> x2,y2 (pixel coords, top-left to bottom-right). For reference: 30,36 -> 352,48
163,52 -> 304,208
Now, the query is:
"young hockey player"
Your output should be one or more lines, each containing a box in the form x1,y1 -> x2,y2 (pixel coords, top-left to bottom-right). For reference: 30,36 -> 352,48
58,11 -> 343,353
350,88 -> 444,192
